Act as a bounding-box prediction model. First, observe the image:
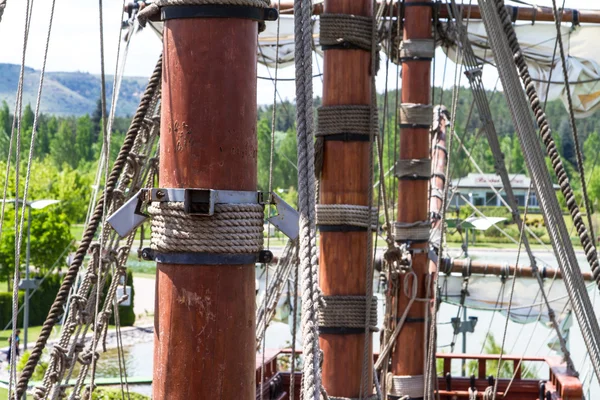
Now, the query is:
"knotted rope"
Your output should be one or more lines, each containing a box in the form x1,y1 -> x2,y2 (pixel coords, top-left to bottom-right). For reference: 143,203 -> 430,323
148,202 -> 264,253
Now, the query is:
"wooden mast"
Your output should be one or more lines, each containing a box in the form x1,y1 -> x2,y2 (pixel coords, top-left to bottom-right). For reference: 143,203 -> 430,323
392,0 -> 433,390
153,15 -> 258,399
277,1 -> 600,24
319,0 -> 374,397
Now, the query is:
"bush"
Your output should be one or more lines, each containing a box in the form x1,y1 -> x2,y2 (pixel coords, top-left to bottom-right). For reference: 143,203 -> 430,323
69,388 -> 149,400
102,270 -> 136,327
17,350 -> 48,381
0,291 -> 24,328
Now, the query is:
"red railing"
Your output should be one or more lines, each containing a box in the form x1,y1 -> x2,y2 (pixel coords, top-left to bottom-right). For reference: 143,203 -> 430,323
256,350 -> 583,400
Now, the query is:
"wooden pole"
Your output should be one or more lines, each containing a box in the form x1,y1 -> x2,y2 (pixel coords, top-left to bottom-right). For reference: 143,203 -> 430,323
276,1 -> 600,24
447,258 -> 595,282
153,17 -> 258,399
392,0 -> 432,387
318,0 -> 373,397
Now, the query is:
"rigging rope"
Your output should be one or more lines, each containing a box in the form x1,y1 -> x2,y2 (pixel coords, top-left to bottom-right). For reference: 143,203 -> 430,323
448,0 -> 577,372
477,0 -> 600,385
294,0 -> 322,397
550,0 -> 596,246
15,56 -> 163,398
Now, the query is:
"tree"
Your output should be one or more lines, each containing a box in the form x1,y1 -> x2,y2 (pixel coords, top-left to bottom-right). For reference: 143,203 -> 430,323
0,208 -> 74,284
49,119 -> 78,169
75,115 -> 94,165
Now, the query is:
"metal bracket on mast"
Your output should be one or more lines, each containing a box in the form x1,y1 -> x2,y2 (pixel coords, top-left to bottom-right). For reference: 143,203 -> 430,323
107,187 -> 299,240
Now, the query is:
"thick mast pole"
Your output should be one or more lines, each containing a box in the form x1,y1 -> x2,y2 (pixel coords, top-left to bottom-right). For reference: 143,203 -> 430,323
319,0 -> 374,397
392,0 -> 433,392
153,16 -> 258,399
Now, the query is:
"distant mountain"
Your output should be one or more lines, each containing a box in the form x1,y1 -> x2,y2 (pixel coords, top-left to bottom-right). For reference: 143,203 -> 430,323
0,63 -> 149,117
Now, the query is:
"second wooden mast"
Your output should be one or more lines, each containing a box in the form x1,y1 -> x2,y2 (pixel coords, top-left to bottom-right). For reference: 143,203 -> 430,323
392,0 -> 434,398
318,0 -> 375,398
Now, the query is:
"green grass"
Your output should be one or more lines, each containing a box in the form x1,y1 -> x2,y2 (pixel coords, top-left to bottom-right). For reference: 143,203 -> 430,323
0,325 -> 60,346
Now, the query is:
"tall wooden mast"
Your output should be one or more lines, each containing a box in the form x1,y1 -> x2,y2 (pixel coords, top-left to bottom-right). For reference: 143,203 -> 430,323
392,0 -> 433,392
319,0 -> 374,397
153,14 -> 259,399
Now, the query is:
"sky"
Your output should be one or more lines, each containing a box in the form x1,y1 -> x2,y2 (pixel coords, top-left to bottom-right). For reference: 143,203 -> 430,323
0,0 -> 599,105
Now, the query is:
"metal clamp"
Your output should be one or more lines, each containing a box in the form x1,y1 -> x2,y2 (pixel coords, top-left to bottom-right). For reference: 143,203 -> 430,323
108,188 -> 299,240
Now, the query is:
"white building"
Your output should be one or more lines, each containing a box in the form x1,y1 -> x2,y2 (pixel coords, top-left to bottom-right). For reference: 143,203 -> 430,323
450,173 -> 560,208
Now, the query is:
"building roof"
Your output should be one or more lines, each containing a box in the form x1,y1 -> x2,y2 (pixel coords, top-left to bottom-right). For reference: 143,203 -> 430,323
451,173 -> 560,191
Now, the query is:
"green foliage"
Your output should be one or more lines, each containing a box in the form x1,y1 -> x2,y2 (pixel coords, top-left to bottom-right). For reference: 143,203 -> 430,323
17,350 -> 48,381
0,273 -> 62,328
67,388 -> 149,400
0,291 -> 24,328
0,207 -> 74,282
89,389 -> 149,400
102,270 -> 136,327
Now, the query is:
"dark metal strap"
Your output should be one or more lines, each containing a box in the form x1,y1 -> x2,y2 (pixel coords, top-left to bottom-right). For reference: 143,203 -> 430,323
142,248 -> 273,265
161,4 -> 278,21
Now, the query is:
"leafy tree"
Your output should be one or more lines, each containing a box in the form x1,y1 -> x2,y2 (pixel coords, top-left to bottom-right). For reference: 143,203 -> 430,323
49,119 -> 78,169
0,208 -> 73,282
75,115 -> 94,165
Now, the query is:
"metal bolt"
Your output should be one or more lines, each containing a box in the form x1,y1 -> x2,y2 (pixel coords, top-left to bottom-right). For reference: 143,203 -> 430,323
156,189 -> 165,199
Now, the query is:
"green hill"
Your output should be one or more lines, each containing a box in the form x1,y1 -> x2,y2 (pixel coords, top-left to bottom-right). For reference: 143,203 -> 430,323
0,63 -> 148,117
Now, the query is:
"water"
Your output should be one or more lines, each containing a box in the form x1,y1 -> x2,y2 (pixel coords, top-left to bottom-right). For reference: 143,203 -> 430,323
101,249 -> 600,398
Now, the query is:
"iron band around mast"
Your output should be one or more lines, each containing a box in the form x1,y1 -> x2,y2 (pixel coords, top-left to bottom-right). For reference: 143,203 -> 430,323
160,4 -> 278,22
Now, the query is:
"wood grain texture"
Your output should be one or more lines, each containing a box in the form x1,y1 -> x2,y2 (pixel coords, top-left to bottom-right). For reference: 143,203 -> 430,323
154,17 -> 258,400
319,0 -> 374,397
392,0 -> 433,379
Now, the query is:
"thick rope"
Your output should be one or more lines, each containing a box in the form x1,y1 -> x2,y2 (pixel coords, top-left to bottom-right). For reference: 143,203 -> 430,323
320,14 -> 375,52
318,296 -> 378,331
294,0 -> 322,397
399,103 -> 433,126
148,202 -> 264,253
360,2 -> 379,397
388,375 -> 424,399
316,204 -> 378,229
15,55 -> 163,397
477,0 -> 600,384
392,221 -> 431,242
314,105 -> 378,177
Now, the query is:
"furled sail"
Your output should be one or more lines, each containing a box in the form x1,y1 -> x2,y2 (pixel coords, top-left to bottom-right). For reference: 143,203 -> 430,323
443,21 -> 600,117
